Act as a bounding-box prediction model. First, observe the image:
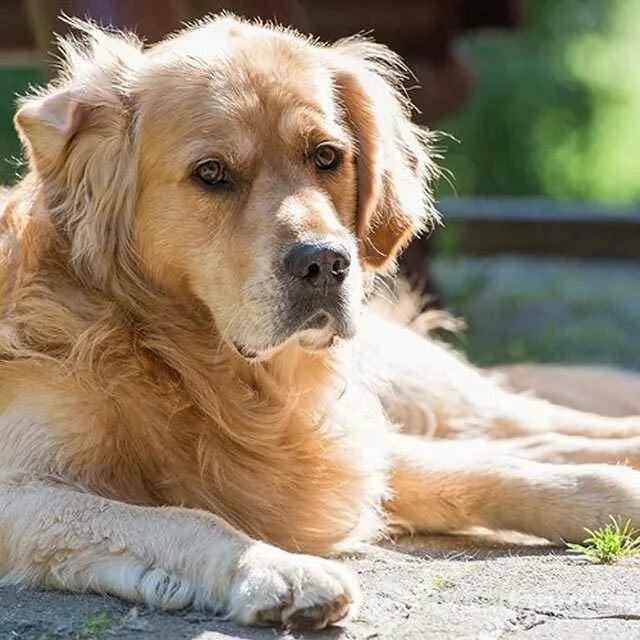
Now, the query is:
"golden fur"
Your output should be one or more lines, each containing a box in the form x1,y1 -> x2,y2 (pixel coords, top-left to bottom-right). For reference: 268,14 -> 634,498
1,16 -> 639,630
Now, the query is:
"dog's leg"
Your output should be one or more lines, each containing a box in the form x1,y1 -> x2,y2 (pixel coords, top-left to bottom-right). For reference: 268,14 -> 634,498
484,394 -> 640,440
385,433 -> 640,542
492,433 -> 640,469
0,477 -> 357,629
362,312 -> 640,440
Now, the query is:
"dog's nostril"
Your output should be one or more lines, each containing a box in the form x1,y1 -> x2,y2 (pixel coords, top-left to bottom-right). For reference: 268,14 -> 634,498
332,258 -> 348,274
305,262 -> 321,280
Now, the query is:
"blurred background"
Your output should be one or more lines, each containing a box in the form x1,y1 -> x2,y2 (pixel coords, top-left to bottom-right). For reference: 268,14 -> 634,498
1,0 -> 639,369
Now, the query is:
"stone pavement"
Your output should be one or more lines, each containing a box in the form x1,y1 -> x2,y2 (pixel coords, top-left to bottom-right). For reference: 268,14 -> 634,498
2,533 -> 639,640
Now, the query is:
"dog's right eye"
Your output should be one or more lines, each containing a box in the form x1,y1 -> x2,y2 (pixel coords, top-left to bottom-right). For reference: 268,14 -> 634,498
194,159 -> 230,189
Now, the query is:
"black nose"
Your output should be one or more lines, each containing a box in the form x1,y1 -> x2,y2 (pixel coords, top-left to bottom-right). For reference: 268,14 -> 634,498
283,242 -> 351,288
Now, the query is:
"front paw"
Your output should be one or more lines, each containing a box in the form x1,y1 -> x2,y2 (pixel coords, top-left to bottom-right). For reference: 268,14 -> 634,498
226,543 -> 359,630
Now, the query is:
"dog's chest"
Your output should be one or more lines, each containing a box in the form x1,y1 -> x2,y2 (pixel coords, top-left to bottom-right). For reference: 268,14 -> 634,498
154,381 -> 392,554
24,344 -> 394,554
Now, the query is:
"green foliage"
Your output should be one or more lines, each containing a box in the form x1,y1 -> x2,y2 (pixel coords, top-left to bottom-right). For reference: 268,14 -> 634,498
440,0 -> 640,203
567,516 -> 640,563
0,66 -> 46,185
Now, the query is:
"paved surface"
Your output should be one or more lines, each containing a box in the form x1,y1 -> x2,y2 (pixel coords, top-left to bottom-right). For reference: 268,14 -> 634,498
434,256 -> 640,368
2,534 -> 639,640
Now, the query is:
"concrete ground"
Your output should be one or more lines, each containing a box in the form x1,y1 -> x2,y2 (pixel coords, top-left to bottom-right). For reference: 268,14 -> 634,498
2,534 -> 639,640
434,256 -> 640,368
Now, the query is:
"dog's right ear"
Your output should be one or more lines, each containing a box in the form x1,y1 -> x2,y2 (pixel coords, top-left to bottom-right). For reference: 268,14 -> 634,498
14,18 -> 142,174
15,88 -> 87,173
14,19 -> 144,287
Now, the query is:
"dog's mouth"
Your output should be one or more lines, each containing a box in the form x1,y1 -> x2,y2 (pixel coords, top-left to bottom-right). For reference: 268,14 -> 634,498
296,311 -> 343,351
232,342 -> 260,360
231,310 -> 355,361
300,310 -> 332,332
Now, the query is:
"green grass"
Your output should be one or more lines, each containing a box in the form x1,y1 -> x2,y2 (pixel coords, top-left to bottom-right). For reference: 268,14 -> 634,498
69,614 -> 114,640
434,256 -> 640,367
567,516 -> 640,564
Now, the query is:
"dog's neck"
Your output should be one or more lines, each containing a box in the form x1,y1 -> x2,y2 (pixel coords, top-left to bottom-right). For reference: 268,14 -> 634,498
105,269 -> 346,431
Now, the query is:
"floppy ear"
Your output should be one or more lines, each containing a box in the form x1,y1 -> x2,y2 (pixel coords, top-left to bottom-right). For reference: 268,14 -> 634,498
14,88 -> 88,173
330,40 -> 439,271
14,19 -> 143,288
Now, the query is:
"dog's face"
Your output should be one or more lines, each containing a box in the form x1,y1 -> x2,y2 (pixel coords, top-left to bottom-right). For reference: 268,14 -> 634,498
14,17 -> 437,359
134,31 -> 364,357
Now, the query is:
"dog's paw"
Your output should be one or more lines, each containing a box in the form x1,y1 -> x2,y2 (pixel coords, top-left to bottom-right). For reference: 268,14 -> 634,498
225,543 -> 359,630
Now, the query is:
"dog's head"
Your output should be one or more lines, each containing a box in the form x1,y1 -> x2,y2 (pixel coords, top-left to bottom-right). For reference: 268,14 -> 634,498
15,16 -> 438,359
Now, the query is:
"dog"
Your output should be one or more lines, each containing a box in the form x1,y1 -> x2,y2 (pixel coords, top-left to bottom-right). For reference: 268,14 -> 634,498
1,15 -> 639,631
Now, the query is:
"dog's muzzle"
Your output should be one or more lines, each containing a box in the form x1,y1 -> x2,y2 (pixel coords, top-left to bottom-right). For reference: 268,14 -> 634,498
281,241 -> 356,341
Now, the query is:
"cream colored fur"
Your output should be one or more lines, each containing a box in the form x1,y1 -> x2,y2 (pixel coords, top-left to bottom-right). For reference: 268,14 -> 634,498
1,15 -> 639,631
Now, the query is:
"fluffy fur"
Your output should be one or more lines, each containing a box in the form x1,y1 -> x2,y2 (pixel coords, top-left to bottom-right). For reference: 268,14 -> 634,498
1,16 -> 640,631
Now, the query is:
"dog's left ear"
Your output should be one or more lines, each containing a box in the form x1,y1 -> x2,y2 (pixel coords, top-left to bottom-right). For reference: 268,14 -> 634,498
330,40 -> 439,271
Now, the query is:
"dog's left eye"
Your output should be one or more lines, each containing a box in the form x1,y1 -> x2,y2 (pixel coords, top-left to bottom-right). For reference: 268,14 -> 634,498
312,144 -> 342,171
194,159 -> 230,188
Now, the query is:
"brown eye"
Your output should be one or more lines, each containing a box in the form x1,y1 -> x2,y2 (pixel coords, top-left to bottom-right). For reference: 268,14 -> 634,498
194,159 -> 229,188
313,144 -> 341,171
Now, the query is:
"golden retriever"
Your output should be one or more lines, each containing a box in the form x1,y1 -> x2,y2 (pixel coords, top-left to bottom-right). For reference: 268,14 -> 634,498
1,15 -> 640,631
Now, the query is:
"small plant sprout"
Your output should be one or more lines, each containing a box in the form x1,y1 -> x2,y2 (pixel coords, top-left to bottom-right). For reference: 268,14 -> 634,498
566,516 -> 640,564
71,613 -> 114,640
432,574 -> 450,588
